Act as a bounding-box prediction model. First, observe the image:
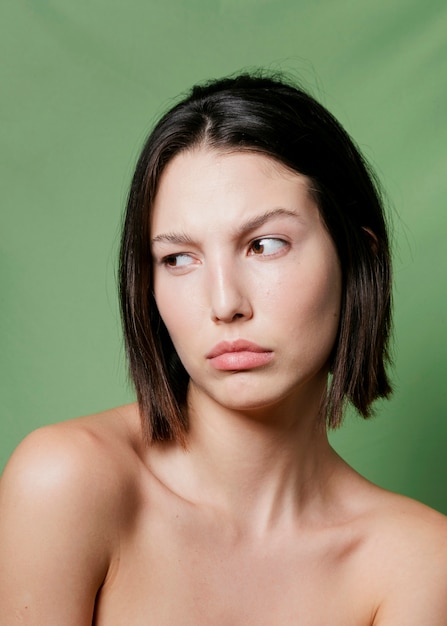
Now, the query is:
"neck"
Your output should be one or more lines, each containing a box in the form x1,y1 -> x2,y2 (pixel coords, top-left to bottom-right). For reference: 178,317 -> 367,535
149,380 -> 342,534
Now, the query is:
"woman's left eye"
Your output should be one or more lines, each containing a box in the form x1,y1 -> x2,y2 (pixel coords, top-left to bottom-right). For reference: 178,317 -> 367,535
249,238 -> 287,256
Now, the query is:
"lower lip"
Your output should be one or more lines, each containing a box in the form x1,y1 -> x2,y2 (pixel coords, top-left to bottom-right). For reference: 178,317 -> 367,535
208,351 -> 273,371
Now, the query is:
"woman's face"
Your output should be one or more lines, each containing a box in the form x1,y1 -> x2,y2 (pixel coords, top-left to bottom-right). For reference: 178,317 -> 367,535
151,148 -> 342,417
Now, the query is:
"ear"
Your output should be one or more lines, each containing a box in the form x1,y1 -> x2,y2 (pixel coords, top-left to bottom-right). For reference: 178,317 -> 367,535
362,227 -> 378,255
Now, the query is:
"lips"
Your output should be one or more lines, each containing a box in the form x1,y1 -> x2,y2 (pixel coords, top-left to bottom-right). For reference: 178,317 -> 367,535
206,339 -> 273,371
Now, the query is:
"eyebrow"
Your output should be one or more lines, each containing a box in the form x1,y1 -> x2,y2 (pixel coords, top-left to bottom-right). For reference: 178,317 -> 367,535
234,207 -> 302,236
151,207 -> 302,246
151,232 -> 194,245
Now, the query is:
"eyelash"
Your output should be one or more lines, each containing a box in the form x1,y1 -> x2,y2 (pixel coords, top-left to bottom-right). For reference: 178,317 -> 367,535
160,237 -> 288,269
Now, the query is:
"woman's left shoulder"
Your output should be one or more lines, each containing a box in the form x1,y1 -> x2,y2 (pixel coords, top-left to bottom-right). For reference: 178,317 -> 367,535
364,489 -> 447,624
375,489 -> 447,546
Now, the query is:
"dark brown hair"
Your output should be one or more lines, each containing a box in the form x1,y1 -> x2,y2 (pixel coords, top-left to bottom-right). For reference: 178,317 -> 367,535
119,72 -> 393,444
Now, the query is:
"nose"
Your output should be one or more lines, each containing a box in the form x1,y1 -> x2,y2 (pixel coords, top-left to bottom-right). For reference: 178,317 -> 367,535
208,259 -> 253,324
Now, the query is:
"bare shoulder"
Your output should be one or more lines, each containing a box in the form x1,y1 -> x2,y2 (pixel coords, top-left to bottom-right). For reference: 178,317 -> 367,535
372,487 -> 447,563
1,403 -> 142,505
0,403 -> 143,624
362,485 -> 447,625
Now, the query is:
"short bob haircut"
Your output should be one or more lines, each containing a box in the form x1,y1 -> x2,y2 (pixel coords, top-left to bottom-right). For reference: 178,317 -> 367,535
119,72 -> 392,444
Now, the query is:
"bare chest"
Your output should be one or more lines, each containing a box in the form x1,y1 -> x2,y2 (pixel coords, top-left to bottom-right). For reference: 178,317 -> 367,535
93,505 -> 376,626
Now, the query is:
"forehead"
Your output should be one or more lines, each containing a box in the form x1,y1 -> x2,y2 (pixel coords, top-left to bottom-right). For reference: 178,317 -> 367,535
151,148 -> 317,234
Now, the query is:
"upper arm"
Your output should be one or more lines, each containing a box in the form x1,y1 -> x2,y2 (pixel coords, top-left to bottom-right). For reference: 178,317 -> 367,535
374,580 -> 447,626
0,425 -> 119,625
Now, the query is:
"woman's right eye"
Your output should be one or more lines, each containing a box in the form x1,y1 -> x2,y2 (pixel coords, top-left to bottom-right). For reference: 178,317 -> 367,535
162,253 -> 194,268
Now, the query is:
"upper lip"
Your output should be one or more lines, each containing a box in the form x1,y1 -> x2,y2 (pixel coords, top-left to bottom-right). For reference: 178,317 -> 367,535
206,339 -> 270,359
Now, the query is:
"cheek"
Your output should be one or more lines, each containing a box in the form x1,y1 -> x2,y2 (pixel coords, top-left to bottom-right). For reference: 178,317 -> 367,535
265,262 -> 341,318
154,282 -> 199,348
308,267 -> 341,329
271,262 -> 342,354
312,265 -> 341,316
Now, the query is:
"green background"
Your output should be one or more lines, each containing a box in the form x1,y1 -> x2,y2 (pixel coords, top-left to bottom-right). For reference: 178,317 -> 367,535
1,1 -> 446,513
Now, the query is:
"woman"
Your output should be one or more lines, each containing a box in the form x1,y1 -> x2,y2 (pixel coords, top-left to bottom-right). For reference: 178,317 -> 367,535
1,73 -> 446,625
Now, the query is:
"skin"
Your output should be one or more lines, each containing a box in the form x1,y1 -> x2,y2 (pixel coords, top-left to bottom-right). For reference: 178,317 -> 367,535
1,148 -> 447,625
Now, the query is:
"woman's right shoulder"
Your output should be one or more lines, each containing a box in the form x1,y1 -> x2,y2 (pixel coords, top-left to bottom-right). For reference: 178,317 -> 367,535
0,404 -> 144,529
0,406 -> 143,622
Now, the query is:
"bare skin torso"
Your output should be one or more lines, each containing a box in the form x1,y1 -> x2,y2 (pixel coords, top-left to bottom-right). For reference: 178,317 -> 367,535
1,404 -> 447,625
94,467 -> 379,626
86,407 -> 440,626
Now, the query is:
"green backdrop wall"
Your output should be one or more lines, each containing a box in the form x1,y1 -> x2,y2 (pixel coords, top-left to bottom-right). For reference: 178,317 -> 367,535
1,1 -> 446,513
